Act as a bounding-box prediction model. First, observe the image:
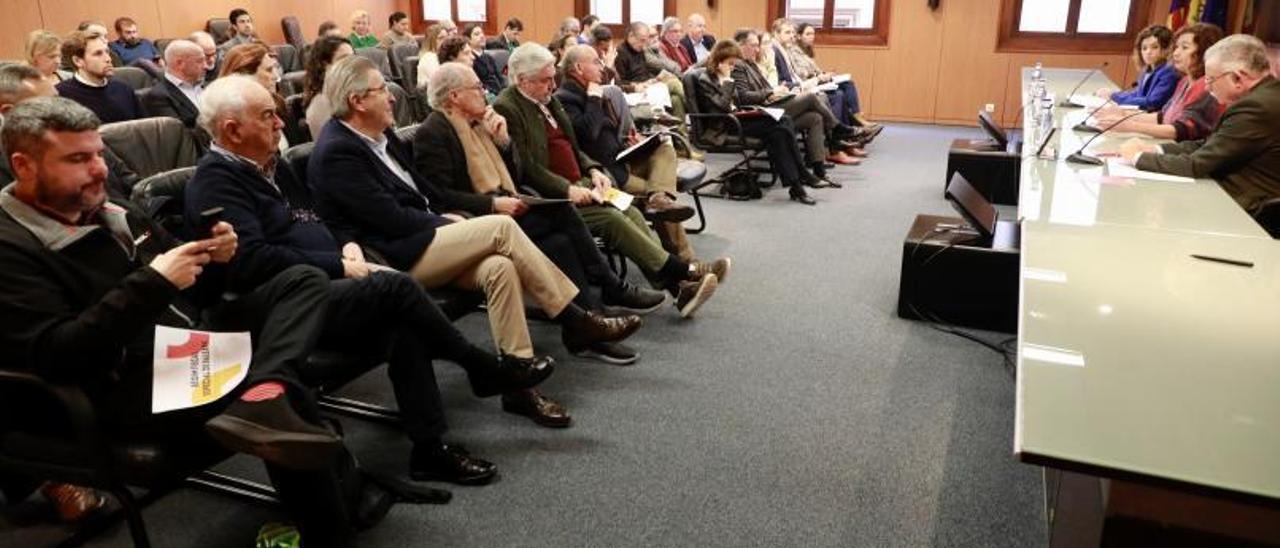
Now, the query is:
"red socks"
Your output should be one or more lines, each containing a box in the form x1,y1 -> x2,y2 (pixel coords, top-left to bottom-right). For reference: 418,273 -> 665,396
240,381 -> 285,402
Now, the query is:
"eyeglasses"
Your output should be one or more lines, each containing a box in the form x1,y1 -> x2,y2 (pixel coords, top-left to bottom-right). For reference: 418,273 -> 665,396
453,82 -> 485,94
1204,71 -> 1234,86
362,83 -> 389,96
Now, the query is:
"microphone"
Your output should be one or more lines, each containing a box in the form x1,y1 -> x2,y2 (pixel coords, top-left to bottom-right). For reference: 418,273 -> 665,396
1070,98 -> 1115,133
1065,110 -> 1148,165
1059,61 -> 1109,107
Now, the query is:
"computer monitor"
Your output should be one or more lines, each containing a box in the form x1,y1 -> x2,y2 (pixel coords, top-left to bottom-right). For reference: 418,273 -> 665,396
945,172 -> 997,241
977,110 -> 1008,149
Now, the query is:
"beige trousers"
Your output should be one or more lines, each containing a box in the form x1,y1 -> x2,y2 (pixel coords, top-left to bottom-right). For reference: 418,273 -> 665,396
624,142 -> 694,261
409,215 -> 578,358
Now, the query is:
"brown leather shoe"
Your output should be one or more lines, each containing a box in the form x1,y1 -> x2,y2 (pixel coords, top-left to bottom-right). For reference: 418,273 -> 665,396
501,389 -> 572,428
643,193 -> 696,223
690,257 -> 731,284
826,152 -> 861,165
40,483 -> 107,524
561,310 -> 642,353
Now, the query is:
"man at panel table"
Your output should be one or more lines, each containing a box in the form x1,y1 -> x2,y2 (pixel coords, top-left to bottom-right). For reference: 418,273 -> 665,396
1122,35 -> 1280,213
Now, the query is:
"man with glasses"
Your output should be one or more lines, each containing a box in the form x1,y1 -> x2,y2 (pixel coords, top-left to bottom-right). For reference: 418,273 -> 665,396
189,31 -> 222,82
1124,34 -> 1280,211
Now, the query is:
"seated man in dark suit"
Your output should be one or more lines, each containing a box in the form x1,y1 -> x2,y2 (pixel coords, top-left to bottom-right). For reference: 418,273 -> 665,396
0,97 -> 361,546
496,43 -> 724,319
142,39 -> 204,127
1123,34 -> 1280,212
414,63 -> 668,364
681,13 -> 716,64
186,74 -> 554,483
0,63 -> 139,198
311,56 -> 643,426
55,31 -> 145,124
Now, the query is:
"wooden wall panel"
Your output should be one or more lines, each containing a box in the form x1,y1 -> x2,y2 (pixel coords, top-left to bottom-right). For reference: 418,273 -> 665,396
154,0 -> 244,40
932,0 -> 1011,125
868,0 -> 944,122
813,47 -> 876,114
41,0 -> 162,41
0,0 -> 48,62
998,52 -> 1131,126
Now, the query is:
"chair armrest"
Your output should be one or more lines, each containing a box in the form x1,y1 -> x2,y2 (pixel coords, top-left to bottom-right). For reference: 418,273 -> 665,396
684,112 -> 747,144
0,369 -> 103,451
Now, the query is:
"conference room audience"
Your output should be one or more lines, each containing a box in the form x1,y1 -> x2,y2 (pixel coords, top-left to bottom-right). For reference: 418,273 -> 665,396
55,31 -> 144,124
557,17 -> 581,44
658,17 -> 695,73
732,29 -> 860,173
417,23 -> 448,89
304,36 -> 355,140
1123,35 -> 1280,212
757,32 -> 781,86
0,65 -> 138,197
613,22 -> 688,121
189,30 -> 222,81
1096,23 -> 1224,142
109,17 -> 160,66
348,10 -> 379,49
557,45 -> 710,263
24,30 -> 69,85
309,56 -> 641,424
681,14 -> 716,63
142,39 -> 206,128
382,11 -> 416,48
465,23 -> 505,95
219,8 -> 257,51
414,63 -> 668,362
579,15 -> 600,44
695,40 -> 825,204
1096,25 -> 1178,111
794,22 -> 877,131
0,96 -> 364,547
487,18 -> 523,52
185,75 -> 548,485
495,43 -> 723,317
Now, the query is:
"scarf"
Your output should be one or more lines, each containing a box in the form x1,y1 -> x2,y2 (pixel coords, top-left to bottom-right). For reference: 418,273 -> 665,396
443,109 -> 515,196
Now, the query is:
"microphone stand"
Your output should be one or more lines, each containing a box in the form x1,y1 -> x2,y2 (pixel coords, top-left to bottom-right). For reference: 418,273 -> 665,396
1065,111 -> 1149,165
1059,62 -> 1110,108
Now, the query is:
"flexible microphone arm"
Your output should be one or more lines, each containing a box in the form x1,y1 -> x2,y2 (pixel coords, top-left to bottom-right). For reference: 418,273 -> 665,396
1070,98 -> 1117,133
1059,61 -> 1110,107
1065,110 -> 1149,165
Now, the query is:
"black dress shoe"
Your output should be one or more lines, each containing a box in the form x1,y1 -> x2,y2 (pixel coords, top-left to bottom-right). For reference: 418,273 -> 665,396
562,310 -> 642,353
205,395 -> 342,470
803,177 -> 833,189
352,481 -> 397,531
831,124 -> 859,140
602,283 -> 667,315
470,354 -> 555,397
789,187 -> 817,205
501,390 -> 572,428
409,444 -> 498,485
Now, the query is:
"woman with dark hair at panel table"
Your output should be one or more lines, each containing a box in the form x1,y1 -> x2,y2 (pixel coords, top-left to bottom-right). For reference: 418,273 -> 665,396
694,40 -> 826,204
1095,23 -> 1225,142
304,36 -> 356,141
1095,24 -> 1179,112
465,23 -> 505,95
794,22 -> 878,132
219,43 -> 289,149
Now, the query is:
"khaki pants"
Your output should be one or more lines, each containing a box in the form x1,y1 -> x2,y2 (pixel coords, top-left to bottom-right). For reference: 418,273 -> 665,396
624,142 -> 694,261
409,215 -> 578,358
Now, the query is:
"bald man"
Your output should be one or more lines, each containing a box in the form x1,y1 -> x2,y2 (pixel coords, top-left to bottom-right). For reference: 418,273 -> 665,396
142,40 -> 206,127
680,13 -> 716,63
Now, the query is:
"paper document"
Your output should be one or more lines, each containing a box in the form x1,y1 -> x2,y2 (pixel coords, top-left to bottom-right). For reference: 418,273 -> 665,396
1067,94 -> 1108,108
815,83 -> 838,92
152,326 -> 252,413
759,107 -> 785,121
1106,159 -> 1195,183
597,187 -> 635,211
616,132 -> 665,164
831,73 -> 851,84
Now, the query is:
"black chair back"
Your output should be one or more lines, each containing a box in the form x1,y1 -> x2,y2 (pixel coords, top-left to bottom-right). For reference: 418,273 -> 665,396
271,44 -> 302,73
130,167 -> 198,240
282,94 -> 311,146
280,70 -> 306,97
100,117 -> 201,180
283,142 -> 315,184
112,66 -> 154,91
389,43 -> 419,83
131,58 -> 164,79
281,16 -> 307,52
404,55 -> 421,92
487,48 -> 511,76
206,18 -> 232,44
354,47 -> 394,81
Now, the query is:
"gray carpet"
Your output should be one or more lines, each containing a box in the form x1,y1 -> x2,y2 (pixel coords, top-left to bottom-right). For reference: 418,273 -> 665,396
1,123 -> 1046,547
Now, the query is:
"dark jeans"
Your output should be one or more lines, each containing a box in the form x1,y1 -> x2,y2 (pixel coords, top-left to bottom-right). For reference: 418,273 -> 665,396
824,81 -> 861,125
739,115 -> 811,187
319,271 -> 462,445
516,202 -> 624,309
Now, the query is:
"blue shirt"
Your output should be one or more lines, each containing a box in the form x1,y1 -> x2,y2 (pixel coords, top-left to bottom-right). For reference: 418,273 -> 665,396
109,39 -> 159,66
1111,62 -> 1179,112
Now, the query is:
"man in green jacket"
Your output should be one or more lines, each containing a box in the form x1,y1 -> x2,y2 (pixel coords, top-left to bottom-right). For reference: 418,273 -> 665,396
1124,34 -> 1280,212
493,43 -> 726,318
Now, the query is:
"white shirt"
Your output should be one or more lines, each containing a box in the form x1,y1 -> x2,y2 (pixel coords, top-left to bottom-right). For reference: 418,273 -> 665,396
338,121 -> 422,199
164,72 -> 203,109
517,88 -> 558,129
693,40 -> 710,62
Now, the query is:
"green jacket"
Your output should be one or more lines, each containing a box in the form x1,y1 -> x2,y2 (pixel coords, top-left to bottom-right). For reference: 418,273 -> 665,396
492,86 -> 603,199
1137,76 -> 1280,211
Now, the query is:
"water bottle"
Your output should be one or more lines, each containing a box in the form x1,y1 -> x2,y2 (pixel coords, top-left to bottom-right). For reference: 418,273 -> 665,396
1039,97 -> 1054,131
1032,61 -> 1043,81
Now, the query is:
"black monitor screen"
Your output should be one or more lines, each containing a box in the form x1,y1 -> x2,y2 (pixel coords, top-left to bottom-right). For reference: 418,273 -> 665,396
945,172 -> 997,240
977,110 -> 1007,149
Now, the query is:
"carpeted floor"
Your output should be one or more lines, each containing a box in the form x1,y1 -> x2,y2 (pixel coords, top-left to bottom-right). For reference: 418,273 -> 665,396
0,123 -> 1046,547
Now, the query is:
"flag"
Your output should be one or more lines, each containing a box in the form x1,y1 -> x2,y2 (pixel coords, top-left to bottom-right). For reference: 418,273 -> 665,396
1197,0 -> 1230,29
1186,0 -> 1206,25
1167,0 -> 1191,30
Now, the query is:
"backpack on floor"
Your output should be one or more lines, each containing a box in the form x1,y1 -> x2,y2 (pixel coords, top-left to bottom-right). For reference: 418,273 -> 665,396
720,170 -> 762,200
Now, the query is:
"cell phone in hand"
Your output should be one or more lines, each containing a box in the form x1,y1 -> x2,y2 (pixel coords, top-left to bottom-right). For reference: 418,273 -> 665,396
198,207 -> 225,239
